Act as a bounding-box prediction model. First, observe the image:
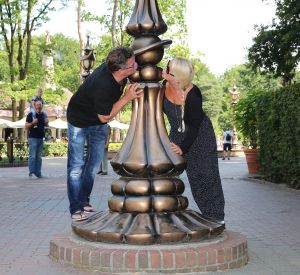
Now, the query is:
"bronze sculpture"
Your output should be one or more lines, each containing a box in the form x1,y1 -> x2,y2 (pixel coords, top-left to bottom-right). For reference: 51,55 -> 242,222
72,0 -> 224,244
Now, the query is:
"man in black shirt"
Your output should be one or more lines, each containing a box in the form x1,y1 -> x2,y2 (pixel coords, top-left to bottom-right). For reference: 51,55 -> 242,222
67,47 -> 142,221
25,100 -> 49,178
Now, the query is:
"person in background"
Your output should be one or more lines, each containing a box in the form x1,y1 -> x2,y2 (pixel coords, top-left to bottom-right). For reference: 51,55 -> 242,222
67,46 -> 142,222
97,125 -> 111,175
222,128 -> 233,160
162,57 -> 225,223
25,100 -> 49,179
30,87 -> 48,120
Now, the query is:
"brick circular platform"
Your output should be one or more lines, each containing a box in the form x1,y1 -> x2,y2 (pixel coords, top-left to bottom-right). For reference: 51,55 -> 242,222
49,230 -> 248,273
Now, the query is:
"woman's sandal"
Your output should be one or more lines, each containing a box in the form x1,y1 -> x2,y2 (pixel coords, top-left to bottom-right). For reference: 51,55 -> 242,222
83,205 -> 95,213
71,211 -> 87,221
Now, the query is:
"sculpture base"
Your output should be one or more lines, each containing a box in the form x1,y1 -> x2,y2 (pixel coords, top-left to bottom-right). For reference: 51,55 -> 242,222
71,209 -> 224,244
49,230 -> 248,273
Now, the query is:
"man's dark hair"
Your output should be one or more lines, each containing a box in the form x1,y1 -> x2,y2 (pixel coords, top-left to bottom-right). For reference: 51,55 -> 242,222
106,46 -> 134,72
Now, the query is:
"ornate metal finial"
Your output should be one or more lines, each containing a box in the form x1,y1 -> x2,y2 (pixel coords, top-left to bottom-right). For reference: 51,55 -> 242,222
126,0 -> 167,36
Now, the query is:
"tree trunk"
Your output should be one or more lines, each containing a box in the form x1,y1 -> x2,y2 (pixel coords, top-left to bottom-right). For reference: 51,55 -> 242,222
12,99 -> 17,138
111,0 -> 121,141
111,0 -> 119,48
18,99 -> 26,141
77,0 -> 84,83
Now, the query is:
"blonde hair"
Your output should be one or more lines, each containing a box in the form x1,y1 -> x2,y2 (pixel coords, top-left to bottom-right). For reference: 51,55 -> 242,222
169,57 -> 194,90
168,57 -> 194,133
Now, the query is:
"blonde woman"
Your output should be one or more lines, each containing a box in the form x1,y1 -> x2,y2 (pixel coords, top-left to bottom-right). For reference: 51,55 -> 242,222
162,57 -> 225,222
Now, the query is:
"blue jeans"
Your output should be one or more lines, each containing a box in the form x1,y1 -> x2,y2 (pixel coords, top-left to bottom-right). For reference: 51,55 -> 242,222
28,138 -> 44,177
67,123 -> 107,215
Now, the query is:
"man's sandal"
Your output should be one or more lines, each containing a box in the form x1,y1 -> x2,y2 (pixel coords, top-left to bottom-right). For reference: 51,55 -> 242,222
71,211 -> 87,221
83,205 -> 95,213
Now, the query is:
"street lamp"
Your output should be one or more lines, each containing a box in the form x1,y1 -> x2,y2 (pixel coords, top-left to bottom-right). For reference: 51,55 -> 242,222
229,85 -> 240,105
80,35 -> 96,81
229,85 -> 240,149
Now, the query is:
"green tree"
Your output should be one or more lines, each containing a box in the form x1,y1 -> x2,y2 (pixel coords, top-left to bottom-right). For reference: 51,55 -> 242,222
0,46 -> 9,82
1,33 -> 75,105
220,64 -> 281,144
0,0 -> 67,140
191,58 -> 222,131
82,0 -> 188,49
248,0 -> 300,85
49,34 -> 81,92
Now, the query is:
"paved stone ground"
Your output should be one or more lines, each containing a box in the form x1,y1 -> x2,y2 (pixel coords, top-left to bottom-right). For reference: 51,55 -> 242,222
0,157 -> 299,275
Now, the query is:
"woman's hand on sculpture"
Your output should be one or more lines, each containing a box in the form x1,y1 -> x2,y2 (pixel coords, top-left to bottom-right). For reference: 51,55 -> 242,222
170,142 -> 183,155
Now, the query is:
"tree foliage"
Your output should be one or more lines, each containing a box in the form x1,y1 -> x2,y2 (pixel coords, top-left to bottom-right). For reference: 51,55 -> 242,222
222,64 -> 281,98
257,83 -> 300,188
0,0 -> 67,140
191,58 -> 222,131
82,0 -> 188,49
1,33 -> 73,107
248,0 -> 300,84
0,0 -> 63,82
82,0 -> 134,47
49,34 -> 81,92
220,64 -> 281,141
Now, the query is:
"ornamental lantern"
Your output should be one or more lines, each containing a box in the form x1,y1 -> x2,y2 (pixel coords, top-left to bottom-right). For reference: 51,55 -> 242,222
229,85 -> 240,105
229,85 -> 240,149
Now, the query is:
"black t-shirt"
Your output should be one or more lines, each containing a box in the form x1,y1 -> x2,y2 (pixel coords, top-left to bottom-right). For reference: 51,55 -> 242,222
26,112 -> 47,139
67,63 -> 126,128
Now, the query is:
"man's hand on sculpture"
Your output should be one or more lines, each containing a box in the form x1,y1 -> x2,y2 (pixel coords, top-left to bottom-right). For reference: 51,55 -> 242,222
124,83 -> 143,101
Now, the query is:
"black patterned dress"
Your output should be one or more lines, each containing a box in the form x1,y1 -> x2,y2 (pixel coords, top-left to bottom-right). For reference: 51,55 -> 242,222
163,85 -> 225,221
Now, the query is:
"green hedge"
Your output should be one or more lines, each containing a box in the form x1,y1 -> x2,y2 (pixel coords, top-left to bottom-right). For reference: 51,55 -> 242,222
108,142 -> 122,151
0,142 -> 68,159
257,83 -> 300,189
42,142 -> 122,157
43,142 -> 68,157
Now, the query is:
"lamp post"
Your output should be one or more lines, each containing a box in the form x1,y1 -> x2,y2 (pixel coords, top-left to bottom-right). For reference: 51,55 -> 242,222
80,35 -> 96,82
229,85 -> 240,150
